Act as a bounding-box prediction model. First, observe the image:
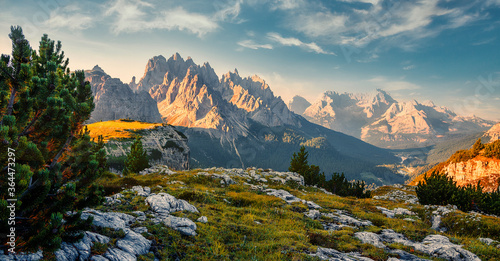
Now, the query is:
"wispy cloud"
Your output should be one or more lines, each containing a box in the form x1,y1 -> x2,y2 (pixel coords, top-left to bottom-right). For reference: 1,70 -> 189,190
471,37 -> 496,46
403,65 -> 416,70
271,0 -> 305,10
283,0 -> 487,51
267,32 -> 335,55
44,4 -> 94,31
369,76 -> 422,91
105,0 -> 219,36
213,0 -> 244,23
237,39 -> 273,50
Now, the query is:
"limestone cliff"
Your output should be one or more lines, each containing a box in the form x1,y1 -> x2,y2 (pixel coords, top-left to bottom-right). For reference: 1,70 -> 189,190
105,125 -> 189,171
441,157 -> 500,192
85,65 -> 162,123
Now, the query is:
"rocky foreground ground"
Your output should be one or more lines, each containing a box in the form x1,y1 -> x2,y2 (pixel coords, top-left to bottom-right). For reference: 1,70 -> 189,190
2,166 -> 499,260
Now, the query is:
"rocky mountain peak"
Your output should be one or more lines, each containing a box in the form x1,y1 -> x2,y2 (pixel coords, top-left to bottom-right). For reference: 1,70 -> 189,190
92,65 -> 104,72
84,66 -> 162,123
484,122 -> 500,142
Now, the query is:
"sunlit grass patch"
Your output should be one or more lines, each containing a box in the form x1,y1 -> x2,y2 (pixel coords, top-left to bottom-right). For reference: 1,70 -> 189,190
86,119 -> 163,142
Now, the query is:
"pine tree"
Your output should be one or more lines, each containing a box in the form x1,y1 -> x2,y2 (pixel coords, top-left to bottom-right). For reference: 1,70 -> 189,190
472,138 -> 484,157
289,146 -> 323,186
123,136 -> 149,175
0,26 -> 106,252
289,146 -> 309,175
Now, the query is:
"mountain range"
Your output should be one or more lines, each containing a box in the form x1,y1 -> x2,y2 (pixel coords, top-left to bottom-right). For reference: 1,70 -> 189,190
84,54 -> 405,185
290,91 -> 496,149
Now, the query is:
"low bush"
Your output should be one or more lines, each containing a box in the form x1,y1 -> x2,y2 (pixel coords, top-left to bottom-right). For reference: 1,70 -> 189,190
416,171 -> 500,215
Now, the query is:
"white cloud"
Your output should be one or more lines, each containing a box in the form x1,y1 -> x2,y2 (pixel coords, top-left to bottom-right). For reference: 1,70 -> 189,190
403,65 -> 416,70
105,0 -> 218,36
44,4 -> 94,31
213,0 -> 244,23
237,39 -> 273,50
285,0 -> 485,50
292,12 -> 348,38
271,0 -> 305,10
267,32 -> 335,55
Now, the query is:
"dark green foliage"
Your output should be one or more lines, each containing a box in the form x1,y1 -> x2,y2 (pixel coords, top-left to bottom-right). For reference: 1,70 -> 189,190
149,148 -> 162,161
472,138 -> 485,157
416,171 -> 500,215
416,171 -> 457,206
164,140 -> 183,152
123,136 -> 149,175
324,173 -> 371,198
0,26 -> 106,252
448,138 -> 500,163
289,146 -> 370,198
289,146 -> 324,186
483,140 -> 500,159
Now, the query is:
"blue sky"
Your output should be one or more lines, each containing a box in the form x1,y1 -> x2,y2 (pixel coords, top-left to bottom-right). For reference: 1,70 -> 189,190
1,0 -> 500,121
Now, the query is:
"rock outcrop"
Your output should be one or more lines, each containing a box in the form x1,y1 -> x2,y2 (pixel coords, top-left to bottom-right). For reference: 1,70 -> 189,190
301,89 -> 495,148
85,65 -> 162,123
441,157 -> 500,192
104,124 -> 190,170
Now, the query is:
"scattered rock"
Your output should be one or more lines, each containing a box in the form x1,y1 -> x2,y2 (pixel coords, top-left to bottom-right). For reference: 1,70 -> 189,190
133,226 -> 148,234
309,247 -> 374,261
376,206 -> 415,219
479,237 -> 497,245
159,215 -> 198,236
139,165 -> 177,175
145,193 -> 199,214
115,229 -> 151,256
373,189 -> 418,204
130,186 -> 151,197
323,211 -> 372,227
356,229 -> 480,261
104,193 -> 123,205
355,232 -> 386,249
81,209 -> 135,230
197,216 -> 208,223
305,210 -> 321,220
103,247 -> 136,261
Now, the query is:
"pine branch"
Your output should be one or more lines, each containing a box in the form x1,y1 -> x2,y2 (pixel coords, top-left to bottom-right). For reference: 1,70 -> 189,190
20,134 -> 74,200
50,134 -> 73,169
18,111 -> 42,137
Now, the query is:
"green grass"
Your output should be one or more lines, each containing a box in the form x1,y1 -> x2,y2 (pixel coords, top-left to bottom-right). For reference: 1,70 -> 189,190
93,169 -> 500,260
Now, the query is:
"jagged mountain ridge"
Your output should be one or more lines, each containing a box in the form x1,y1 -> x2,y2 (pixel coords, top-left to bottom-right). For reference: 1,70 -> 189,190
120,53 -> 403,183
296,90 -> 495,149
84,65 -> 162,123
133,53 -> 298,138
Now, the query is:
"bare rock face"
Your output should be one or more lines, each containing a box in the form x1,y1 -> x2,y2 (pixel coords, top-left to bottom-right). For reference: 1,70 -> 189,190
219,70 -> 299,127
105,125 -> 190,170
442,157 -> 500,192
85,65 -> 162,123
302,90 -> 494,149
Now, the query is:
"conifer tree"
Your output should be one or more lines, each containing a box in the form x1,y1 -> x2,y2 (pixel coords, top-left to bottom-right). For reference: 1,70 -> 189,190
472,138 -> 484,157
0,26 -> 106,252
123,136 -> 149,175
289,146 -> 323,186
